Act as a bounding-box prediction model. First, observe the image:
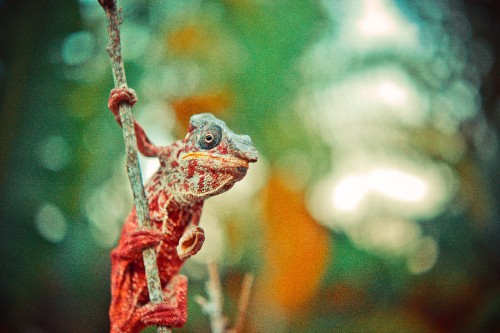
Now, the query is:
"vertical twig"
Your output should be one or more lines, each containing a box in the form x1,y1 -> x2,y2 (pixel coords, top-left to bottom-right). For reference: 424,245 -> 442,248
197,261 -> 254,333
198,260 -> 227,333
97,1 -> 170,332
229,274 -> 254,333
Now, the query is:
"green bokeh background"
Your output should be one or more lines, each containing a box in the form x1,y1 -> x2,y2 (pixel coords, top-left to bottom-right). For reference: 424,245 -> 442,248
1,0 -> 500,332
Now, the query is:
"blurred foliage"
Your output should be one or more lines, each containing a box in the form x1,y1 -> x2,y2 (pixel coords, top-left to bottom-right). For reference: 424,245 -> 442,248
1,0 -> 500,332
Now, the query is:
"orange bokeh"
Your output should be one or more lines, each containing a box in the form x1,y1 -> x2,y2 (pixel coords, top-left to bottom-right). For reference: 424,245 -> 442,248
257,173 -> 331,314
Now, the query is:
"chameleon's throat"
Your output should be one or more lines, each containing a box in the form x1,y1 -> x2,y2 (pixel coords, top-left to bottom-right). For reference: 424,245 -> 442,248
192,174 -> 234,198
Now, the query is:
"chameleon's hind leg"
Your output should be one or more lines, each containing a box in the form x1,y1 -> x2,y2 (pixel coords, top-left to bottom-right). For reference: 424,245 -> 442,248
140,274 -> 188,328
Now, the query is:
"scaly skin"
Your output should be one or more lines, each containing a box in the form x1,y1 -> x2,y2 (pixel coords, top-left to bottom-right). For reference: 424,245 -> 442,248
107,88 -> 258,333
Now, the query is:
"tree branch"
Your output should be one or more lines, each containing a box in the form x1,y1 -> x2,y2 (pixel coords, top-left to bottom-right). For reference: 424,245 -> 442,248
98,1 -> 170,332
196,260 -> 226,333
197,261 -> 254,333
228,274 -> 254,333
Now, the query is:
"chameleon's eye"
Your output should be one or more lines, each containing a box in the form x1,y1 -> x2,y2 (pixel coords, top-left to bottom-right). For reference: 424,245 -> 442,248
198,124 -> 222,150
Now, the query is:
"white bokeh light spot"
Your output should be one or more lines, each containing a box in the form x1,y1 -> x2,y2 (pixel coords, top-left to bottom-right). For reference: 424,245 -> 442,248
376,81 -> 408,106
332,175 -> 370,211
371,168 -> 428,202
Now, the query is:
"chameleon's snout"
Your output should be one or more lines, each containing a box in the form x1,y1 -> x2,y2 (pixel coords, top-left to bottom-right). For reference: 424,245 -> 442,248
234,134 -> 258,163
237,166 -> 248,173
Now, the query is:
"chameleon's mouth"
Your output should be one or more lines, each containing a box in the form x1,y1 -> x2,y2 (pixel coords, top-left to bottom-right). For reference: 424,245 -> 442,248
181,152 -> 250,170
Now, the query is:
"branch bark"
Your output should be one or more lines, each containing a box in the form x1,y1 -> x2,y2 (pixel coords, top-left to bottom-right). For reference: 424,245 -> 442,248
196,261 -> 226,333
196,261 -> 254,333
98,1 -> 170,332
228,274 -> 254,333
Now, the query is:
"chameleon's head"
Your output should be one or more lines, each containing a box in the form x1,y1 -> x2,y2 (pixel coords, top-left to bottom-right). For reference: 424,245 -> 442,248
176,113 -> 258,201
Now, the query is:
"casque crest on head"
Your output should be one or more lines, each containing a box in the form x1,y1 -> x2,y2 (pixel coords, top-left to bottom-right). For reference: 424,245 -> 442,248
182,113 -> 258,165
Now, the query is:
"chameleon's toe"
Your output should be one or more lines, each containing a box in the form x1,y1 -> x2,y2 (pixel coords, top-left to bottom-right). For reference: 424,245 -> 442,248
108,87 -> 138,121
113,228 -> 164,260
128,228 -> 163,251
141,302 -> 187,328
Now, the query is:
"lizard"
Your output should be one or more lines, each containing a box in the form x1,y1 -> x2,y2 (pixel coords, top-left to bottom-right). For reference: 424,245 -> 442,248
107,88 -> 258,333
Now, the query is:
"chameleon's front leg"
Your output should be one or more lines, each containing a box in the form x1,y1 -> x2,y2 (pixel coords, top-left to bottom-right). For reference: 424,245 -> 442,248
140,274 -> 188,328
107,87 -> 159,157
138,227 -> 204,328
177,226 -> 205,260
111,228 -> 164,261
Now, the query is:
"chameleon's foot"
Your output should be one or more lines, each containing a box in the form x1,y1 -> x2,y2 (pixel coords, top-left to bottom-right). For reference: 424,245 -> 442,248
108,87 -> 138,122
141,275 -> 188,328
177,226 -> 205,260
106,87 -> 160,157
141,302 -> 187,328
112,228 -> 163,260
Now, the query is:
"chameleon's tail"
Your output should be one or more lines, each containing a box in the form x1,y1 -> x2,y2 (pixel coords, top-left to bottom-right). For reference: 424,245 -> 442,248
107,87 -> 160,157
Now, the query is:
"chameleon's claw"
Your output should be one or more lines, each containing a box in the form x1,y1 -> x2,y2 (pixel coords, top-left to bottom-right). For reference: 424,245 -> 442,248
140,302 -> 187,328
130,228 -> 163,248
108,87 -> 138,124
113,228 -> 163,260
140,275 -> 188,328
177,226 -> 205,260
107,87 -> 160,158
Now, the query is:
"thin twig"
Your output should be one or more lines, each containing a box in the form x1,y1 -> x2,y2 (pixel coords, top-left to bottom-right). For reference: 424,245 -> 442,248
197,261 -> 254,333
229,274 -> 254,333
97,1 -> 169,332
201,260 -> 227,333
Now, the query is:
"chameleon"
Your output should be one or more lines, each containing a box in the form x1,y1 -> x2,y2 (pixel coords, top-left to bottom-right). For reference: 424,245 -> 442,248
107,88 -> 258,333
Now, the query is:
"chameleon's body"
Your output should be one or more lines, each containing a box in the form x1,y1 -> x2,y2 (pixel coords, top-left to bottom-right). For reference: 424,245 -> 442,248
107,88 -> 258,333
